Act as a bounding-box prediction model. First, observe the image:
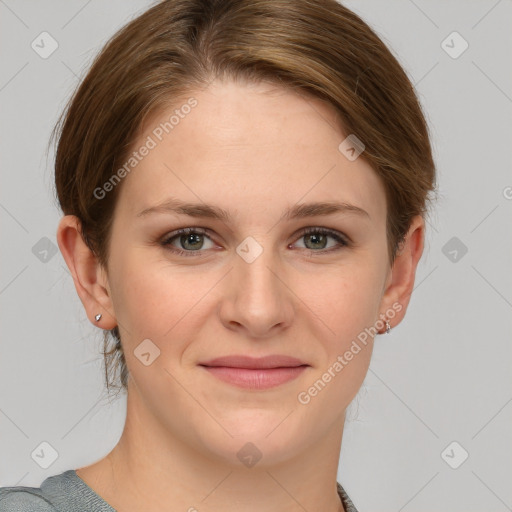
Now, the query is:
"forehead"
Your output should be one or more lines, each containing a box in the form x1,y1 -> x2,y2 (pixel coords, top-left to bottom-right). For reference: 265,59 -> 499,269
116,79 -> 387,226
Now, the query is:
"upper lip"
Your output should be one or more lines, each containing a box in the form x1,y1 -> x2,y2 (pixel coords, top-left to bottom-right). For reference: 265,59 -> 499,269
199,355 -> 308,369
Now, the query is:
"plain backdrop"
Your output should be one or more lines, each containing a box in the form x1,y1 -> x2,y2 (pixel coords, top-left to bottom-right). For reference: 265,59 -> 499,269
0,1 -> 511,511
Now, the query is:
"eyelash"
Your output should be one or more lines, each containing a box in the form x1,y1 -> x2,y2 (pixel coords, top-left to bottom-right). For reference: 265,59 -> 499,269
159,227 -> 350,257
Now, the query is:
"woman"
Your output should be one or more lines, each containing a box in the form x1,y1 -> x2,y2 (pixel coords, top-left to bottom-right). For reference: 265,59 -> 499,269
0,0 -> 436,510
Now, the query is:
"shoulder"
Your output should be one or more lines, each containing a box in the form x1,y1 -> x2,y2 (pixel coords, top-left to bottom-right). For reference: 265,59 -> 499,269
337,481 -> 359,512
0,485 -> 58,511
1,469 -> 116,512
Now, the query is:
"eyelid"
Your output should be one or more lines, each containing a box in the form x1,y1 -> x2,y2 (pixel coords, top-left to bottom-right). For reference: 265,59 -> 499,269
293,226 -> 351,246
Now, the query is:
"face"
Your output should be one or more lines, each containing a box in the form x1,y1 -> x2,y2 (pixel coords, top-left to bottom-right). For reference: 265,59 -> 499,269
88,78 -> 398,466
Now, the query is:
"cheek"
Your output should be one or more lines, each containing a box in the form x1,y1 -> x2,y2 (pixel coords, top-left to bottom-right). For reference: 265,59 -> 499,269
109,253 -> 215,344
297,262 -> 384,342
293,271 -> 380,412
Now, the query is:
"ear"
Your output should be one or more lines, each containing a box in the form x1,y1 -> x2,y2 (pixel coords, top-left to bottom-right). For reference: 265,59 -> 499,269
377,215 -> 425,333
56,215 -> 117,329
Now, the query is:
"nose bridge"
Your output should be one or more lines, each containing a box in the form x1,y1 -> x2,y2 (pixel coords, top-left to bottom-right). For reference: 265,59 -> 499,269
224,234 -> 292,334
234,234 -> 282,299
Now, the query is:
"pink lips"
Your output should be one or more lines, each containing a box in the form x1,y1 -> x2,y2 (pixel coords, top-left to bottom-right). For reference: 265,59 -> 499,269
199,355 -> 309,390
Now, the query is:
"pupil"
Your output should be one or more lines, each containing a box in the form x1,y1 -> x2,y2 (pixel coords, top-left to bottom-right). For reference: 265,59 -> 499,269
182,233 -> 202,250
307,233 -> 326,249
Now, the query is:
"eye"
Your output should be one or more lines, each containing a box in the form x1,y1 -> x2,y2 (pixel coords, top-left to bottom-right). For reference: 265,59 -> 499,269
291,227 -> 349,253
160,227 -> 216,257
159,226 -> 350,257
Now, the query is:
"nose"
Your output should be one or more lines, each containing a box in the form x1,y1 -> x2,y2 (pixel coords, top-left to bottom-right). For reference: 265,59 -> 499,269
219,242 -> 294,338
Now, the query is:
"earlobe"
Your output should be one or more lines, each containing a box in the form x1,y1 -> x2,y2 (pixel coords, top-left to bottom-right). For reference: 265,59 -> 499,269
56,215 -> 117,329
377,215 -> 425,333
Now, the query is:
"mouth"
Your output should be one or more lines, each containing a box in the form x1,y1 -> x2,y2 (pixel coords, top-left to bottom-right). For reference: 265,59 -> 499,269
198,355 -> 310,390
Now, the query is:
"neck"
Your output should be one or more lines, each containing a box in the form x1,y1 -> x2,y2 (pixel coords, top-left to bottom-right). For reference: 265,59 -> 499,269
78,379 -> 347,512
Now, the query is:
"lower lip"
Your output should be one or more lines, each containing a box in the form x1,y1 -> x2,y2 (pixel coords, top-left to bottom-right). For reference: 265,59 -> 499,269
200,365 -> 308,390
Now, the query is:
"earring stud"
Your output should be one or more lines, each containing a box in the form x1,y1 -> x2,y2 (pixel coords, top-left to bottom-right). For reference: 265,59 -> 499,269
385,319 -> 391,334
95,313 -> 102,322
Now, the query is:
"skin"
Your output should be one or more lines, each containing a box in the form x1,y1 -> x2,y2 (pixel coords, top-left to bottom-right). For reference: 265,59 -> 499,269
57,77 -> 424,512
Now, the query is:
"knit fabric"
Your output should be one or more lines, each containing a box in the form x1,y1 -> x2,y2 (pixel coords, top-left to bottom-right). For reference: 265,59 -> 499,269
1,469 -> 359,511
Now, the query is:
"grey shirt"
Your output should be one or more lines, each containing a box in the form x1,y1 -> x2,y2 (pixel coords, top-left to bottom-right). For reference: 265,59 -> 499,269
0,470 -> 359,511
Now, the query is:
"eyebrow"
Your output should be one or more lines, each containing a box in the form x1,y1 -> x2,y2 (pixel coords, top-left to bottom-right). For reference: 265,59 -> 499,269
136,198 -> 370,221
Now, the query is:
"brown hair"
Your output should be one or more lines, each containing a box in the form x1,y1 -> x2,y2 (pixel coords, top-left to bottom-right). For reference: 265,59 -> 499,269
51,0 -> 437,395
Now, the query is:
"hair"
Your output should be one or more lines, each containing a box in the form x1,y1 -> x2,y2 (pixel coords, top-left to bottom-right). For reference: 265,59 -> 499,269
51,0 -> 437,396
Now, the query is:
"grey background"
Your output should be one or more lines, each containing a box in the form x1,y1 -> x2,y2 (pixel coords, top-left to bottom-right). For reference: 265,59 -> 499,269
1,1 -> 511,511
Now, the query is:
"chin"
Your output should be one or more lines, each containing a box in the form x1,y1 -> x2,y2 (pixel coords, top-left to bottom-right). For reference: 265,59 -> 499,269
193,413 -> 307,469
